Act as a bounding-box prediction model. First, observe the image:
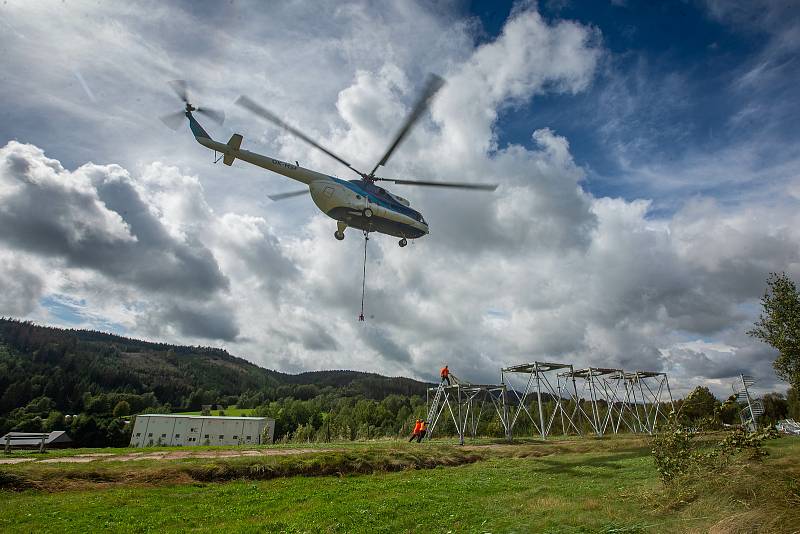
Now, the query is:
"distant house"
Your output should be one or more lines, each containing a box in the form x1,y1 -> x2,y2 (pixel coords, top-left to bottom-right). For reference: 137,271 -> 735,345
129,414 -> 275,447
1,431 -> 73,449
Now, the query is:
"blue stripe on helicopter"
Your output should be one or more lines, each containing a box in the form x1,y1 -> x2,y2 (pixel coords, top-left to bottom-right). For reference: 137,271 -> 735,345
330,177 -> 424,222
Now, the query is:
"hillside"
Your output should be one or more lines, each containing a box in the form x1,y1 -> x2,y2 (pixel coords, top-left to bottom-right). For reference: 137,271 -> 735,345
0,319 -> 433,444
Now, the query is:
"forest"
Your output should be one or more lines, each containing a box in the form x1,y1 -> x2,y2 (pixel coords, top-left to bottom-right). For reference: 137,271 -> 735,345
1,318 -> 797,447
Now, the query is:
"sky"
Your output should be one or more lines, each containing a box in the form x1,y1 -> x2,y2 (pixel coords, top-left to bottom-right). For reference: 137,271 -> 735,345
1,0 -> 799,397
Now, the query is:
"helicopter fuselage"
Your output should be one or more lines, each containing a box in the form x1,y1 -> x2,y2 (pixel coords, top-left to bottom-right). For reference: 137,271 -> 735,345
187,112 -> 429,241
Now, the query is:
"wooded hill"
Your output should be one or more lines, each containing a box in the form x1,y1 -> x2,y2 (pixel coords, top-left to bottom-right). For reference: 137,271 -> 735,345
0,318 -> 434,445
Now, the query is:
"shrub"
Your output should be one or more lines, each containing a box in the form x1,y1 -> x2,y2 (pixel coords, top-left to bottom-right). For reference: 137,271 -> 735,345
651,415 -> 780,484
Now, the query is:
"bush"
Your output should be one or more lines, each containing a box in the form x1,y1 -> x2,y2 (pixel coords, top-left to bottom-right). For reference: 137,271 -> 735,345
651,416 -> 780,484
651,426 -> 697,482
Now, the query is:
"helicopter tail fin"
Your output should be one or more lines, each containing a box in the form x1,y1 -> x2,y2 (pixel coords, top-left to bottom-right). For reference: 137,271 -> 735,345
223,134 -> 243,166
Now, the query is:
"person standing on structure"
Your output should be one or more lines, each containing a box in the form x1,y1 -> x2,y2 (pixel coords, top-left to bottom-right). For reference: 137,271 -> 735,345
440,365 -> 451,386
416,420 -> 428,442
409,419 -> 422,442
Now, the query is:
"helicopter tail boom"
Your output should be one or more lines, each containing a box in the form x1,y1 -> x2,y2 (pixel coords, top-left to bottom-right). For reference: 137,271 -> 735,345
186,113 -> 331,186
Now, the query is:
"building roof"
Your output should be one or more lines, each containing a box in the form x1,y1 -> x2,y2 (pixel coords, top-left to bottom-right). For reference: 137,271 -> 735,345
135,414 -> 271,421
0,431 -> 72,446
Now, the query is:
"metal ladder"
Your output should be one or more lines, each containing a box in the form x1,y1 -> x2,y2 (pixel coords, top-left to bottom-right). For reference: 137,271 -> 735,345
423,382 -> 446,441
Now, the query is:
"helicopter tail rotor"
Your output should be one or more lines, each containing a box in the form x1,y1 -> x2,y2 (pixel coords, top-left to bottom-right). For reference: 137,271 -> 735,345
161,80 -> 226,129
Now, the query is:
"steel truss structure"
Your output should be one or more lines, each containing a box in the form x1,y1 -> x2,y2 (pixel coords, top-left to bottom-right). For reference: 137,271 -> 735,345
501,362 -> 585,440
560,368 -> 632,436
621,371 -> 675,434
732,374 -> 763,431
425,375 -> 508,445
422,364 -> 675,442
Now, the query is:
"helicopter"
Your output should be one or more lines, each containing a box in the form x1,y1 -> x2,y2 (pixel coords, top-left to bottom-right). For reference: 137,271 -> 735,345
161,77 -> 497,247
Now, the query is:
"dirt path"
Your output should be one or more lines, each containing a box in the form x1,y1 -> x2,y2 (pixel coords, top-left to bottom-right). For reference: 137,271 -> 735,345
21,448 -> 329,464
0,458 -> 34,465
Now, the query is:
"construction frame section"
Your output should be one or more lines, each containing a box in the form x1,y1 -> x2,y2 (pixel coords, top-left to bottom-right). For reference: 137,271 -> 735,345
425,361 -> 675,443
501,362 -> 674,440
424,374 -> 509,445
501,362 -> 584,440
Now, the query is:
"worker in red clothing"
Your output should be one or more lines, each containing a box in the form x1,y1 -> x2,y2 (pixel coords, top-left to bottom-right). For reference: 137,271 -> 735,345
416,420 -> 428,442
409,419 -> 422,442
440,364 -> 451,386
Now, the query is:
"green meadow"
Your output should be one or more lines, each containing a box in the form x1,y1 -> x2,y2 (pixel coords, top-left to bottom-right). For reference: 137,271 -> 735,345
1,437 -> 798,533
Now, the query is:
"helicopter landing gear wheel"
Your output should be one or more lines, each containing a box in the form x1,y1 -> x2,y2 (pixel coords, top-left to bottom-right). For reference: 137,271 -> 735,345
399,238 -> 408,247
334,230 -> 345,241
363,208 -> 373,219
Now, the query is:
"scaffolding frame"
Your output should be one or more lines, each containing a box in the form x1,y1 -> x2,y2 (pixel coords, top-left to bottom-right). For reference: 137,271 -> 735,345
622,371 -> 674,434
421,364 -> 676,443
559,367 -> 643,436
500,361 -> 585,440
425,377 -> 509,445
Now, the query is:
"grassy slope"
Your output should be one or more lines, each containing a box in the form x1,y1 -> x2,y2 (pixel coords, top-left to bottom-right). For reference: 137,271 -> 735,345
0,437 -> 797,533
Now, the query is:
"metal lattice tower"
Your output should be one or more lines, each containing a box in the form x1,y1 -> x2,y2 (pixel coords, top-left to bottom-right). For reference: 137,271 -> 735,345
559,368 -> 644,436
423,362 -> 676,442
501,362 -> 585,440
424,374 -> 509,445
732,374 -> 764,431
622,371 -> 675,434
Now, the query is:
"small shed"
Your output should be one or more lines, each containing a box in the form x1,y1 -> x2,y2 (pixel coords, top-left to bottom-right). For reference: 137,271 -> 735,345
1,431 -> 73,450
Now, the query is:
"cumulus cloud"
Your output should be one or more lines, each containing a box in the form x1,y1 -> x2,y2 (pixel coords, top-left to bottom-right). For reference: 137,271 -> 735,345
0,141 -> 228,297
0,251 -> 45,316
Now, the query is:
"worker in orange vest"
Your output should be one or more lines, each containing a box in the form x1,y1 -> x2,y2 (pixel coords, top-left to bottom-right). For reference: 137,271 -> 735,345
416,420 -> 428,443
409,419 -> 422,442
440,364 -> 450,385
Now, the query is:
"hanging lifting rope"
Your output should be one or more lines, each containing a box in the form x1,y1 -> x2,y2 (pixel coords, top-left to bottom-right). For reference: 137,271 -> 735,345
359,230 -> 369,321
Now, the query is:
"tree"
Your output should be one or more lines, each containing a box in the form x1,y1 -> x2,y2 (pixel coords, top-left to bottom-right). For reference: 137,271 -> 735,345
112,400 -> 131,418
44,410 -> 65,431
787,387 -> 800,420
748,272 -> 800,390
680,386 -> 719,422
760,393 -> 788,424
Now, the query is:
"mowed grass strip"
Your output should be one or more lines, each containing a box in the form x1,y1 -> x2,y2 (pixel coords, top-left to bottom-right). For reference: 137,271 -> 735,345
0,450 -> 659,533
0,445 -> 485,492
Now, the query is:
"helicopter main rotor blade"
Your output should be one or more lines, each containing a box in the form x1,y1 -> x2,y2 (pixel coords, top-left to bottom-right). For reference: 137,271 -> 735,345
160,110 -> 186,130
267,189 -> 310,201
168,79 -> 189,103
368,74 -> 445,177
374,177 -> 497,191
197,107 -> 225,125
236,95 -> 363,178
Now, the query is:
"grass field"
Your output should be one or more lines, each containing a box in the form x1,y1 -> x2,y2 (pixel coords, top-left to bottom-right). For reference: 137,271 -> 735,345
1,436 -> 798,533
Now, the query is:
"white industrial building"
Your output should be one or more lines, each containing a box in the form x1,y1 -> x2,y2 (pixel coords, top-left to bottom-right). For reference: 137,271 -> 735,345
129,414 -> 275,447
